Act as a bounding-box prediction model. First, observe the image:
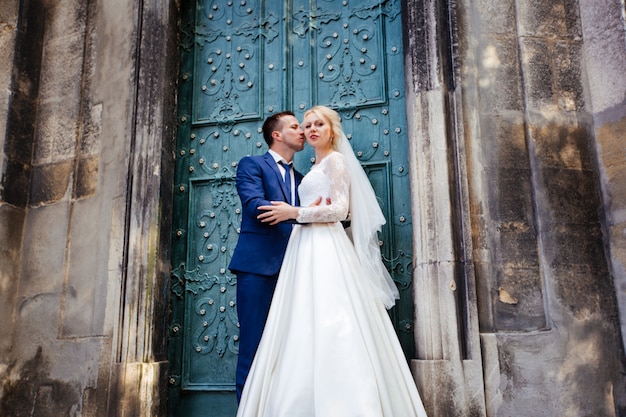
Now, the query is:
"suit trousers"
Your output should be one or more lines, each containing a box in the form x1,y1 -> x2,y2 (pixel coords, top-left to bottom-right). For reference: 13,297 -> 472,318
235,271 -> 279,403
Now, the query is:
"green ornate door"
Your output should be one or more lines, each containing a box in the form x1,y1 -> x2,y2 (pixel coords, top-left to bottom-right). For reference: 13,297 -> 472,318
168,0 -> 413,415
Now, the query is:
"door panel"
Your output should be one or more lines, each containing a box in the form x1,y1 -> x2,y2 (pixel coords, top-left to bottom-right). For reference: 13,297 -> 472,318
169,1 -> 412,415
289,0 -> 414,354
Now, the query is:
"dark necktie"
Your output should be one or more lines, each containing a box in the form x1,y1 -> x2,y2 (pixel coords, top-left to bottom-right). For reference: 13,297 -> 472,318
279,161 -> 293,204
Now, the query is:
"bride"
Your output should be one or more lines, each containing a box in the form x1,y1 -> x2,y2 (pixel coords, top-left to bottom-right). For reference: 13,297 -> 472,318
236,105 -> 428,417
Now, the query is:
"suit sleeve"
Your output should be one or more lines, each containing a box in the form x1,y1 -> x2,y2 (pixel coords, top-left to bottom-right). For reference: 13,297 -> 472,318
236,157 -> 273,224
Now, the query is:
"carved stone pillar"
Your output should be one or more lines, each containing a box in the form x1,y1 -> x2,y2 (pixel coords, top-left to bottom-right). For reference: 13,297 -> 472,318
403,1 -> 487,415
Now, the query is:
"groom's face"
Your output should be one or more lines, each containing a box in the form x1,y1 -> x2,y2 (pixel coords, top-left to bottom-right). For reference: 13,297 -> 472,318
278,115 -> 305,152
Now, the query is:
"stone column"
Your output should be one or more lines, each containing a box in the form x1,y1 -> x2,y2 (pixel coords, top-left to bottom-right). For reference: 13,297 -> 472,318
403,1 -> 487,415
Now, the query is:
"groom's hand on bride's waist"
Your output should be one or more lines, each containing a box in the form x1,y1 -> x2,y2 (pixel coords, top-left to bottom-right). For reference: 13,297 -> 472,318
257,197 -> 328,225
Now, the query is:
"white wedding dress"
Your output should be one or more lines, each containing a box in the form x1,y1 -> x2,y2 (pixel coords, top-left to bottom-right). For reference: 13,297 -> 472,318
236,152 -> 428,417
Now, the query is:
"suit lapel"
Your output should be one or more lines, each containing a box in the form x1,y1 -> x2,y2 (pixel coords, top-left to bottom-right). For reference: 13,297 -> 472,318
293,169 -> 303,206
263,152 -> 291,203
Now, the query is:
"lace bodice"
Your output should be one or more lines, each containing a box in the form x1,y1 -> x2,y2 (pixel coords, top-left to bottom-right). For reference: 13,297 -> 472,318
296,152 -> 350,223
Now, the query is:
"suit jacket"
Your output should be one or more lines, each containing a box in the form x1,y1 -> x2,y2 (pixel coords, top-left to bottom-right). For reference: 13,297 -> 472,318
229,152 -> 304,277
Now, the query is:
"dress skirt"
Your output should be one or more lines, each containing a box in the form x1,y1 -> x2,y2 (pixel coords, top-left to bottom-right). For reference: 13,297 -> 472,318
236,222 -> 428,417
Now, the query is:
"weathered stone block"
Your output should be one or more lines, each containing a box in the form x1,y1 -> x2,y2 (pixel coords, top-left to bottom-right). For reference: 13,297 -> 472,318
469,205 -> 492,264
492,167 -> 534,222
0,204 -> 25,354
0,6 -> 18,159
498,225 -> 539,267
609,221 -> 626,272
5,93 -> 37,165
0,0 -> 19,23
477,0 -> 515,35
74,156 -> 98,199
543,222 -> 606,267
552,262 -> 615,320
34,25 -> 84,164
597,113 -> 626,210
1,160 -> 30,207
553,41 -> 584,112
413,260 -> 459,360
19,203 -> 69,297
479,334 -> 502,416
29,160 -> 73,205
530,121 -> 593,170
79,103 -> 102,157
480,114 -> 528,170
412,357 -> 486,417
0,347 -> 82,417
494,324 -> 619,417
34,98 -> 80,163
4,0 -> 44,166
495,266 -> 546,331
516,0 -> 582,40
43,0 -> 87,43
477,35 -> 523,113
519,39 -> 555,110
537,167 -> 599,224
521,38 -> 584,113
580,0 -> 626,113
38,35 -> 85,106
474,260 -> 497,332
62,197 -> 107,337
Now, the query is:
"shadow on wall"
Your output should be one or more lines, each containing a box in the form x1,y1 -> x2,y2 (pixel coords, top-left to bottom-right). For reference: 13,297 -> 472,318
0,347 -> 82,416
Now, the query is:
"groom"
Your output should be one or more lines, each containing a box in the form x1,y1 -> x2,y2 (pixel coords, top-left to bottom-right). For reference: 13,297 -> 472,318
229,111 -> 306,402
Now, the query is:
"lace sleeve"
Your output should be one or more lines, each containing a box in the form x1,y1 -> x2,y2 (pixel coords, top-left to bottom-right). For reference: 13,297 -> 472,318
296,152 -> 350,223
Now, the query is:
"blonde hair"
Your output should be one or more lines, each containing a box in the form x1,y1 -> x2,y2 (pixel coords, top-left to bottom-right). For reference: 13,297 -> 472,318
303,105 -> 344,150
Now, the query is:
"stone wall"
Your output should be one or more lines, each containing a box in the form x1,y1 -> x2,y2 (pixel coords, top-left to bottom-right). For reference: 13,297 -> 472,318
456,0 -> 626,415
0,0 -> 178,415
580,0 -> 626,351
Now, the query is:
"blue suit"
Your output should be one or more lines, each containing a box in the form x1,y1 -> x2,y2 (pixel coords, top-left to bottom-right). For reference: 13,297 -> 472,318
229,152 -> 303,402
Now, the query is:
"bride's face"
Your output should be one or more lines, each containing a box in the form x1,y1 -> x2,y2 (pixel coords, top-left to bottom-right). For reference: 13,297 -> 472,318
302,113 -> 333,151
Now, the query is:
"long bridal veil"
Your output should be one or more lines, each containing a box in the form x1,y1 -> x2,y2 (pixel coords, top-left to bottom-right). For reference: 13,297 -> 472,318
334,132 -> 399,309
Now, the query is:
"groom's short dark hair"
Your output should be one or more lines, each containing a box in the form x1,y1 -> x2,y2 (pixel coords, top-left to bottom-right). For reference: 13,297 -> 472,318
262,111 -> 296,147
